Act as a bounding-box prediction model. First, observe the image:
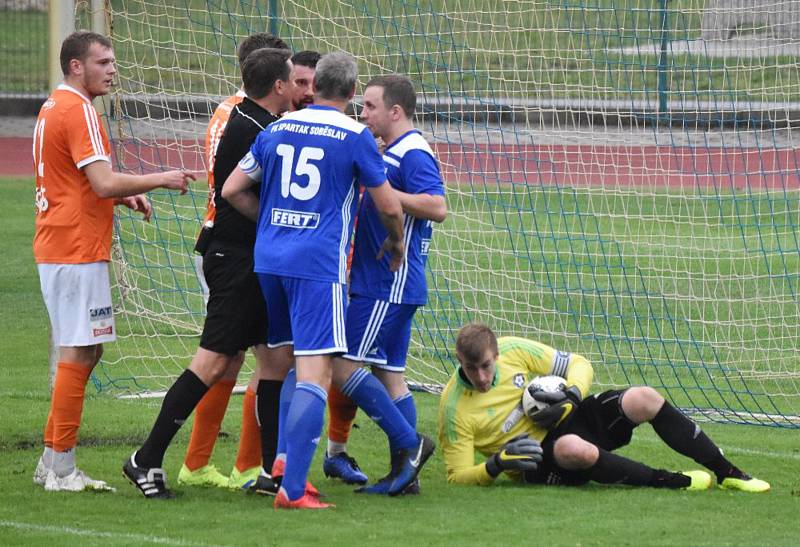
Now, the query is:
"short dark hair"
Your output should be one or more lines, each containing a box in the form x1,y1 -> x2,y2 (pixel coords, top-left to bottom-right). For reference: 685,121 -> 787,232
60,30 -> 113,76
241,48 -> 291,99
366,74 -> 416,118
456,323 -> 498,364
291,50 -> 321,69
237,33 -> 289,67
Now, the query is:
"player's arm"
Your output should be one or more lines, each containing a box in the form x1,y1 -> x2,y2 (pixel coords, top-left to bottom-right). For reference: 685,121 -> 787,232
84,161 -> 193,198
440,420 -> 541,485
563,353 -> 593,400
528,352 -> 594,430
396,150 -> 447,222
367,181 -> 405,272
394,190 -> 447,222
442,435 -> 496,486
220,165 -> 259,221
439,406 -> 495,486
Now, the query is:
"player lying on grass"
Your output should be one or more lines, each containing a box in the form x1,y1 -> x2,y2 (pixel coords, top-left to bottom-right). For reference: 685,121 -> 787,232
438,323 -> 770,492
33,30 -> 193,493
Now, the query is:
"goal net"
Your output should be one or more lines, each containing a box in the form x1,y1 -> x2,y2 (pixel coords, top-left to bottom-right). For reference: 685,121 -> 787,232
95,0 -> 800,427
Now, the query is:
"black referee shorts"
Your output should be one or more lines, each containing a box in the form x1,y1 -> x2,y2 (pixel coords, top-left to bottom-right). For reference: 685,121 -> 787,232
199,241 -> 268,356
525,389 -> 636,485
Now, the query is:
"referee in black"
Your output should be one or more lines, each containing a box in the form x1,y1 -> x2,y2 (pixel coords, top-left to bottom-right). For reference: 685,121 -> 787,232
124,47 -> 294,499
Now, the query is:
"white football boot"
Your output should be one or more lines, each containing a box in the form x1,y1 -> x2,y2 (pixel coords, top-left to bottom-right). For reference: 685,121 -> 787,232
44,468 -> 115,492
44,449 -> 114,492
33,447 -> 54,486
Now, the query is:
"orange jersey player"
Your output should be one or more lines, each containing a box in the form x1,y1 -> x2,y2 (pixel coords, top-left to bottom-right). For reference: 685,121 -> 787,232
33,30 -> 193,493
192,91 -> 245,274
33,87 -> 115,264
201,91 -> 244,227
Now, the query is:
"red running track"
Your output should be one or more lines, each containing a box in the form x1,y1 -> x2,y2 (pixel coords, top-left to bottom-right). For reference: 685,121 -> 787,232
3,137 -> 799,189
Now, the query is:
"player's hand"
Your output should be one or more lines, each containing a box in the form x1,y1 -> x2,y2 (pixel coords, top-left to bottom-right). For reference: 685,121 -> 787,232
161,170 -> 196,194
376,236 -> 405,272
485,434 -> 543,478
529,386 -> 582,430
117,194 -> 153,221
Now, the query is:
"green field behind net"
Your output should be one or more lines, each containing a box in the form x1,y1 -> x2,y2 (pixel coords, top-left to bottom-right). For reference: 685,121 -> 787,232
99,182 -> 800,428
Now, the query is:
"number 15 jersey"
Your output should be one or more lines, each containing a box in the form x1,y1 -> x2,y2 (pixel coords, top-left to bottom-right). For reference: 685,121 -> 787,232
240,105 -> 387,284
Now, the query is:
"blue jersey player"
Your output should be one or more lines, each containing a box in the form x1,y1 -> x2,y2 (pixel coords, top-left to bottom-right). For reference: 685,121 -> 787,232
222,53 -> 435,509
323,75 -> 447,494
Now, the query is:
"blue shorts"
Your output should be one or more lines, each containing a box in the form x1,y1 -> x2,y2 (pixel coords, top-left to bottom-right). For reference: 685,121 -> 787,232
342,294 -> 419,372
257,273 -> 347,355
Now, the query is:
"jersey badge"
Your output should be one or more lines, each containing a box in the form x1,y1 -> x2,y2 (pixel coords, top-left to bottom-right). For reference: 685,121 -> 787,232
421,238 -> 431,255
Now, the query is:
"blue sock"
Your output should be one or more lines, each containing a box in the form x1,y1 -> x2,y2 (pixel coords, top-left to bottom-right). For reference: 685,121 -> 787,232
275,368 -> 296,464
282,382 -> 326,501
394,392 -> 417,428
392,392 -> 417,452
340,368 -> 417,452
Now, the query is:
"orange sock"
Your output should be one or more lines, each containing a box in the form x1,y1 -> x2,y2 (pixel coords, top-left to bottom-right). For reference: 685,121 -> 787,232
50,362 -> 92,452
183,379 -> 235,471
327,383 -> 358,444
44,409 -> 54,448
234,387 -> 262,472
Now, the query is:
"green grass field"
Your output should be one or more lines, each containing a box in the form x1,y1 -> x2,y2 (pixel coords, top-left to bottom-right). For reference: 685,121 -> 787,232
2,176 -> 799,545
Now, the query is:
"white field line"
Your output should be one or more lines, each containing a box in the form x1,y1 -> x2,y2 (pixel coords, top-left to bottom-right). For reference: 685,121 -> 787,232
0,520 -> 213,546
635,435 -> 800,461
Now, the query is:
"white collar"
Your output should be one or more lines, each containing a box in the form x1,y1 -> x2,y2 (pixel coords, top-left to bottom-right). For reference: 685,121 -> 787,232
57,83 -> 92,104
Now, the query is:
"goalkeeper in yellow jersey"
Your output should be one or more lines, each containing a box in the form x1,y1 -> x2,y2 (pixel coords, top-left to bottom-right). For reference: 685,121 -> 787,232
438,323 -> 769,492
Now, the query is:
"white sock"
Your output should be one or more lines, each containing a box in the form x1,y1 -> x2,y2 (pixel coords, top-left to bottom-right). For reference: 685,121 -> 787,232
53,448 -> 76,478
327,440 -> 347,457
42,446 -> 54,469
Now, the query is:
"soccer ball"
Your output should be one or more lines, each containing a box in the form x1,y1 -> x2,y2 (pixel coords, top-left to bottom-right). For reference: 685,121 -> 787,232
521,375 -> 567,416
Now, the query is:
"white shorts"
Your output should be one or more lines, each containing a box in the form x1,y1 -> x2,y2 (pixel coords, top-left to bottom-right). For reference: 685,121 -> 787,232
38,262 -> 116,347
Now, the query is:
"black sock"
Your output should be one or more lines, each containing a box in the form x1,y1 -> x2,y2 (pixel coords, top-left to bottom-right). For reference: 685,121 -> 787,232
705,454 -> 748,482
136,369 -> 209,468
650,469 -> 692,489
256,379 -> 282,473
584,448 -> 658,486
650,401 -> 734,481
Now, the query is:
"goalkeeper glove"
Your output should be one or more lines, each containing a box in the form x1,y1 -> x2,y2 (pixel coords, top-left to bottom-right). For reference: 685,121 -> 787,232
485,434 -> 543,478
528,385 -> 582,430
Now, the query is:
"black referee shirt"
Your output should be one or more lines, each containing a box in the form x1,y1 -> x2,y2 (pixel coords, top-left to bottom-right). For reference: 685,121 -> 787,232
212,97 -> 279,248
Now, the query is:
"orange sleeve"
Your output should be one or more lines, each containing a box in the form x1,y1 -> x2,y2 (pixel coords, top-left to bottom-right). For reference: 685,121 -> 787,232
63,102 -> 110,169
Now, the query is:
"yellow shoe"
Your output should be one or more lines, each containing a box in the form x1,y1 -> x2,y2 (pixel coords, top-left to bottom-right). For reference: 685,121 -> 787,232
228,466 -> 261,490
719,475 -> 770,493
681,470 -> 712,491
177,464 -> 229,488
